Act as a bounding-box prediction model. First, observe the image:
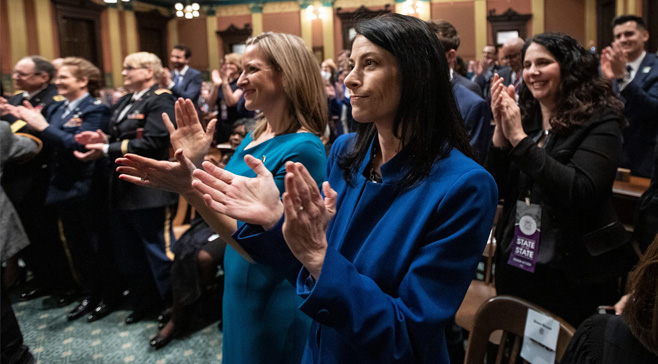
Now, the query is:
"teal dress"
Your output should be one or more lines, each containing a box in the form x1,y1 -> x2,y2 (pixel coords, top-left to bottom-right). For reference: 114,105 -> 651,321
222,131 -> 327,364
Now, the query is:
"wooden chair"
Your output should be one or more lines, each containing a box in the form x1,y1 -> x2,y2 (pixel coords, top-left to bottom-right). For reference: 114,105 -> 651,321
173,195 -> 195,240
464,295 -> 576,364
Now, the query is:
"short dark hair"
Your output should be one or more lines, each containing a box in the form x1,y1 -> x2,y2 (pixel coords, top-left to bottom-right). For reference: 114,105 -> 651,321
612,15 -> 647,30
28,56 -> 55,82
428,19 -> 460,51
173,44 -> 192,59
339,13 -> 472,190
518,32 -> 625,133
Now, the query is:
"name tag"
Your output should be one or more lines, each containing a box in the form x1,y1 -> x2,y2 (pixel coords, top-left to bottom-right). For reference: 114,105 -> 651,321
507,201 -> 541,273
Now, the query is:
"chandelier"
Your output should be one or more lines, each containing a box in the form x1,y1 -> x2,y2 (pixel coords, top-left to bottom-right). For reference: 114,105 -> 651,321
175,2 -> 201,19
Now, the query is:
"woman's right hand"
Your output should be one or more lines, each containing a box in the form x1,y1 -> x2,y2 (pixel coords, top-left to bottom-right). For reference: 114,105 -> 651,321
491,75 -> 510,148
166,98 -> 216,168
116,148 -> 197,195
191,154 -> 284,229
211,69 -> 222,87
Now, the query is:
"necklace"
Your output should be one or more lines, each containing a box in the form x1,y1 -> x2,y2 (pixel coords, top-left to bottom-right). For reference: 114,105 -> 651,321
368,144 -> 383,183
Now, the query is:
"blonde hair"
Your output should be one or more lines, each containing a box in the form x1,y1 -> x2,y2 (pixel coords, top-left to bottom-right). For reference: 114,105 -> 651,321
246,32 -> 327,139
123,52 -> 163,81
223,53 -> 243,74
61,57 -> 103,97
322,59 -> 337,73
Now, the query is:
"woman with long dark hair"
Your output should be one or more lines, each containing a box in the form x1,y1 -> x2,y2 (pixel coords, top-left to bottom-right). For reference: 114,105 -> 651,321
488,32 -> 628,327
186,14 -> 498,363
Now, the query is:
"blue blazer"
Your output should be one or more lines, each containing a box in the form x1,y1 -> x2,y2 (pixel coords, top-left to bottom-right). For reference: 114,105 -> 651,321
618,52 -> 658,178
40,95 -> 111,204
453,82 -> 492,163
234,134 -> 498,363
171,67 -> 203,105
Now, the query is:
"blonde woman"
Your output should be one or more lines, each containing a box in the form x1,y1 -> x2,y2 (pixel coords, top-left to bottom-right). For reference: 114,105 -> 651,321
208,53 -> 252,143
115,34 -> 327,362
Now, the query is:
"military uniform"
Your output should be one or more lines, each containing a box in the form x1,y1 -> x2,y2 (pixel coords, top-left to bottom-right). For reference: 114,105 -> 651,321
39,95 -> 122,309
107,84 -> 178,314
1,84 -> 78,298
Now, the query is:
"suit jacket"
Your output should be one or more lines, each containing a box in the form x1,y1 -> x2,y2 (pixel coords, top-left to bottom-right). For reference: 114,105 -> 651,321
452,73 -> 483,97
488,108 -> 623,284
171,67 -> 203,105
108,84 -> 178,210
40,95 -> 111,205
452,83 -> 491,163
475,65 -> 512,101
0,121 -> 40,261
234,134 -> 498,364
1,84 -> 61,207
618,52 -> 658,178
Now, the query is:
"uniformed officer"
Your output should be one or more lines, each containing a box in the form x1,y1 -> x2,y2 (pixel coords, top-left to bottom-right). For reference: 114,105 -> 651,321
0,56 -> 78,304
15,57 -> 124,322
75,52 -> 177,324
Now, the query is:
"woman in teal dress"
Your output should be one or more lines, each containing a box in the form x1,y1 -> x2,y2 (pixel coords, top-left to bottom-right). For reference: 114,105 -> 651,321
115,32 -> 327,363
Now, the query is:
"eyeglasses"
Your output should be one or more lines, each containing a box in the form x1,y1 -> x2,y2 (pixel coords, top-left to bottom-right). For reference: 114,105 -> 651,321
502,53 -> 521,61
12,70 -> 41,78
122,65 -> 148,72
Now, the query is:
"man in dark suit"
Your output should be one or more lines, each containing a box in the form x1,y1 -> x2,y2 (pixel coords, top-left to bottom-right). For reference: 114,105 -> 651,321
76,52 -> 178,324
475,45 -> 512,103
602,15 -> 658,178
160,44 -> 202,106
0,56 -> 78,305
430,20 -> 492,164
500,37 -> 525,98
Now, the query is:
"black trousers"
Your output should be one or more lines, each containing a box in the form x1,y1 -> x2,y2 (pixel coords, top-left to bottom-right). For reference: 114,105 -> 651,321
1,274 -> 35,364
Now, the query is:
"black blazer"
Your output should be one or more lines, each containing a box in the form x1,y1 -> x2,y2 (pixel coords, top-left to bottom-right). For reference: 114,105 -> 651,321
108,84 -> 178,210
487,108 -> 623,280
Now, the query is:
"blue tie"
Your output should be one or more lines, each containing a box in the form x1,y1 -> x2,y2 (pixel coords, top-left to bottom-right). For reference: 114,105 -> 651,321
173,72 -> 181,86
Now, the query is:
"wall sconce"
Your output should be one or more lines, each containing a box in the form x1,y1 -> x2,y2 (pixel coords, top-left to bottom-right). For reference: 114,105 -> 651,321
305,5 -> 325,21
175,2 -> 200,19
402,0 -> 421,16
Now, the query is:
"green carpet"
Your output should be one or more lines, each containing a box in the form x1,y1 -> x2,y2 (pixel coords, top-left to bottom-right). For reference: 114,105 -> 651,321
13,296 -> 223,364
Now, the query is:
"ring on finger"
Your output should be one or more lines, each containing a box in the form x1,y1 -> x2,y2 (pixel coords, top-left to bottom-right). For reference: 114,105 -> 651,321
298,206 -> 304,212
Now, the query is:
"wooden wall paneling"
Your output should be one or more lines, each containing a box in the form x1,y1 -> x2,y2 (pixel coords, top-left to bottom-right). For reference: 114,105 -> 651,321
135,9 -> 170,67
52,0 -> 104,71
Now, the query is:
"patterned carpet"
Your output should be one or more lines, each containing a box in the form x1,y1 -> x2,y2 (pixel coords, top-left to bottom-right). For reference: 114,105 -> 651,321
12,295 -> 223,364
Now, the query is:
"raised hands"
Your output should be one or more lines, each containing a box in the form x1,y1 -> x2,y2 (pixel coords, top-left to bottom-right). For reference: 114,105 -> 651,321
191,154 -> 283,228
601,41 -> 628,80
16,101 -> 48,131
73,129 -> 108,161
167,98 -> 216,168
281,162 -> 337,279
491,74 -> 526,147
116,148 -> 197,194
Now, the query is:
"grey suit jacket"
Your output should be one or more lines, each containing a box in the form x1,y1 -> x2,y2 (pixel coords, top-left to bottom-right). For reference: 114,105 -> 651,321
0,121 -> 40,261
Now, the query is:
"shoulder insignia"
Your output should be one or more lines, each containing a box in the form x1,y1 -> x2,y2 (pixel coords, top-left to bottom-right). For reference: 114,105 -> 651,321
13,90 -> 23,96
11,120 -> 27,133
154,89 -> 172,95
53,95 -> 66,102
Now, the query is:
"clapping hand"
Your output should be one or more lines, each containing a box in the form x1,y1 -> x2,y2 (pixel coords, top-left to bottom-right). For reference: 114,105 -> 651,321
116,148 -> 197,194
74,129 -> 108,161
166,98 -> 216,168
281,162 -> 337,279
601,42 -> 628,80
191,154 -> 284,229
16,101 -> 48,131
491,74 -> 526,147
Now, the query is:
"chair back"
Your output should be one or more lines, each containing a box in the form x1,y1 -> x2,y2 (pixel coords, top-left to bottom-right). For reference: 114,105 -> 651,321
464,295 -> 576,364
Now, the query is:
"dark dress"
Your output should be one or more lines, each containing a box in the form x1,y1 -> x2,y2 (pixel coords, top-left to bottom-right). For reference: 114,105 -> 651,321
213,81 -> 253,144
561,314 -> 658,364
488,109 -> 625,327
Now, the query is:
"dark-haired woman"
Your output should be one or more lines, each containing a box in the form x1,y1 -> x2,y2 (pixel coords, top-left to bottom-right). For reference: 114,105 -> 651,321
16,57 -> 121,321
189,14 -> 498,363
487,32 -> 627,327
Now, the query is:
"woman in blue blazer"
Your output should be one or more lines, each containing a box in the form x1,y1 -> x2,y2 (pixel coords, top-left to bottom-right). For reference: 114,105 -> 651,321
187,14 -> 497,363
16,57 -> 121,322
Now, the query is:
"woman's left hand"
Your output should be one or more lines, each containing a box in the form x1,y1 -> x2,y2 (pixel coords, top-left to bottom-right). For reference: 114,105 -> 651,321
17,101 -> 49,132
282,162 -> 337,279
116,149 -> 197,194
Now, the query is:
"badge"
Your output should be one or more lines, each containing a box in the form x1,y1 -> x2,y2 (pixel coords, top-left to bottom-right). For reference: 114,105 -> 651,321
507,201 -> 541,273
63,118 -> 83,128
128,113 -> 145,119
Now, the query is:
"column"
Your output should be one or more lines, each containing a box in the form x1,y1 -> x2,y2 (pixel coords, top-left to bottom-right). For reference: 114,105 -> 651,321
322,0 -> 334,60
107,5 -> 123,89
34,0 -> 55,60
474,0 -> 487,61
531,0 -> 544,35
206,8 -> 220,71
300,2 -> 312,48
251,4 -> 264,36
7,0 -> 28,66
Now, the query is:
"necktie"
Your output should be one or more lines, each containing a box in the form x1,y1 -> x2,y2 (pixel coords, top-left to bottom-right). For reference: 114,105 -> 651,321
173,72 -> 181,86
118,97 -> 136,121
61,103 -> 73,119
626,65 -> 633,79
513,72 -> 522,93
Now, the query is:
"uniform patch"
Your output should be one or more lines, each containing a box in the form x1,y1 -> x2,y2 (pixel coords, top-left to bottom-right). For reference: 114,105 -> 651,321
154,89 -> 172,95
128,113 -> 145,119
63,118 -> 83,128
53,95 -> 66,102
